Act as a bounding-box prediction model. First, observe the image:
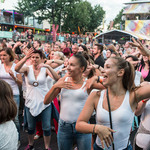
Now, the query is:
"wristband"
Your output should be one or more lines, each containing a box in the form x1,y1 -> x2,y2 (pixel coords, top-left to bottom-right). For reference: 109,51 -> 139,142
99,77 -> 103,83
93,124 -> 96,135
142,100 -> 147,103
15,78 -> 18,82
97,76 -> 100,83
52,59 -> 54,63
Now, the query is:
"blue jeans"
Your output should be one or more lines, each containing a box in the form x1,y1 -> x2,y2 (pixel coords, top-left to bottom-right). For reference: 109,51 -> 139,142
13,95 -> 20,141
57,118 -> 92,150
93,143 -> 133,150
25,105 -> 52,136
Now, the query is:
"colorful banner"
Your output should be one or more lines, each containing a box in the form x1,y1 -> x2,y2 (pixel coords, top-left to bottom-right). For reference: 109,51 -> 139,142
125,20 -> 150,36
123,3 -> 150,14
58,36 -> 65,43
34,34 -> 46,41
0,31 -> 12,38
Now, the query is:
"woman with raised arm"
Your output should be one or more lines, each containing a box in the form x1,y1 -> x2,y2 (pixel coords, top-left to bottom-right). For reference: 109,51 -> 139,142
44,54 -> 105,150
76,55 -> 150,150
133,82 -> 150,150
15,48 -> 59,150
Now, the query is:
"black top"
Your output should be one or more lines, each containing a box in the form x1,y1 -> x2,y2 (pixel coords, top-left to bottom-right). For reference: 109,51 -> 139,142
27,34 -> 34,40
94,55 -> 105,68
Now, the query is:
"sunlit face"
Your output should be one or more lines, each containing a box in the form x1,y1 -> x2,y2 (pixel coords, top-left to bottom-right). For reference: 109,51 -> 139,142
102,58 -> 119,87
44,44 -> 51,53
67,56 -> 83,77
49,51 -> 54,60
54,45 -> 60,52
78,46 -> 84,53
106,50 -> 111,59
143,56 -> 149,62
61,42 -> 66,49
90,48 -> 93,55
115,45 -> 120,51
64,58 -> 69,67
31,53 -> 41,66
93,46 -> 99,55
0,51 -> 11,63
33,41 -> 39,49
125,42 -> 130,48
82,61 -> 92,77
72,45 -> 78,54
67,42 -> 71,47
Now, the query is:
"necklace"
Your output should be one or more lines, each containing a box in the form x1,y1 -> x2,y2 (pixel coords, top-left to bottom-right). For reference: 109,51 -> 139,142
71,77 -> 83,84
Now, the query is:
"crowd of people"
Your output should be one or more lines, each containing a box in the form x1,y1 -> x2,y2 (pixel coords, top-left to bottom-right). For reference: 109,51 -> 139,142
0,36 -> 150,150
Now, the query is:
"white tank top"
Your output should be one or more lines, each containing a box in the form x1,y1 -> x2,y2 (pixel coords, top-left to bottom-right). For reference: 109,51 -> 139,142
0,63 -> 19,95
136,100 -> 150,149
134,71 -> 141,86
60,77 -> 88,122
96,90 -> 134,150
25,65 -> 50,116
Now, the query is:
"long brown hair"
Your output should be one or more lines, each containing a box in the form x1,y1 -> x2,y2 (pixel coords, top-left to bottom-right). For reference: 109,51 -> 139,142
111,57 -> 136,91
0,47 -> 15,62
0,80 -> 17,124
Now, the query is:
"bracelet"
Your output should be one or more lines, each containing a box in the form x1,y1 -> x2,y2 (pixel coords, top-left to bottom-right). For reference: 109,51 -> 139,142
142,100 -> 147,103
93,124 -> 96,135
97,76 -> 100,83
15,78 -> 18,82
97,76 -> 103,83
52,59 -> 54,63
99,77 -> 103,83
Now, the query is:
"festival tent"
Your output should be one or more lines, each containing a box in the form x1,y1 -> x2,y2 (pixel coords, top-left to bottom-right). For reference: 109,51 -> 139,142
94,29 -> 150,43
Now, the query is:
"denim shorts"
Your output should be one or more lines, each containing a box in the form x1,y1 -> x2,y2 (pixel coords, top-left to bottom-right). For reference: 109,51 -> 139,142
57,118 -> 92,150
25,105 -> 52,136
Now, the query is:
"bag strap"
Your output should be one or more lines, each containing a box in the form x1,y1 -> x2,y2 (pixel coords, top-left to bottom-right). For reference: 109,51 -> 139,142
106,89 -> 115,150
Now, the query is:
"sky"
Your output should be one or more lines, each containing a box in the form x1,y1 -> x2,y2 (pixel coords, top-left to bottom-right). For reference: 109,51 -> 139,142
0,0 -> 148,26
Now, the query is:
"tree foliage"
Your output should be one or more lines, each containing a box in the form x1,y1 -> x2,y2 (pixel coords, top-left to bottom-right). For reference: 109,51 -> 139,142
15,0 -> 105,32
15,0 -> 81,24
62,1 -> 105,32
107,8 -> 125,30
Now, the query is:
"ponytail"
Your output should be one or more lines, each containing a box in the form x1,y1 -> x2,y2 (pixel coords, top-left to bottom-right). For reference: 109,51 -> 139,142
111,57 -> 136,91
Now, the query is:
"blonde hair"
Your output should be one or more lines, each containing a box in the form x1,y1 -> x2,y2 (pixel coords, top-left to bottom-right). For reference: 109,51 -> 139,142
54,51 -> 66,61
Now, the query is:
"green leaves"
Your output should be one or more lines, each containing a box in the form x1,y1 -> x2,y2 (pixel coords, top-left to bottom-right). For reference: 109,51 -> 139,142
15,0 -> 105,32
62,1 -> 105,33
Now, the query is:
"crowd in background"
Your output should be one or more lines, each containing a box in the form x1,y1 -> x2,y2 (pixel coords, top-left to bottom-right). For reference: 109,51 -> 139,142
0,34 -> 150,150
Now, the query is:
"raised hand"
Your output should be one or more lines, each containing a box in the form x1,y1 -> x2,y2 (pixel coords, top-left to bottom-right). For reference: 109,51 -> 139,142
25,47 -> 34,59
129,37 -> 150,56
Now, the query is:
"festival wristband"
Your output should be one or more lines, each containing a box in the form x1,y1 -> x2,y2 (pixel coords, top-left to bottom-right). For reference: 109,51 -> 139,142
97,76 -> 103,84
142,100 -> 147,103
